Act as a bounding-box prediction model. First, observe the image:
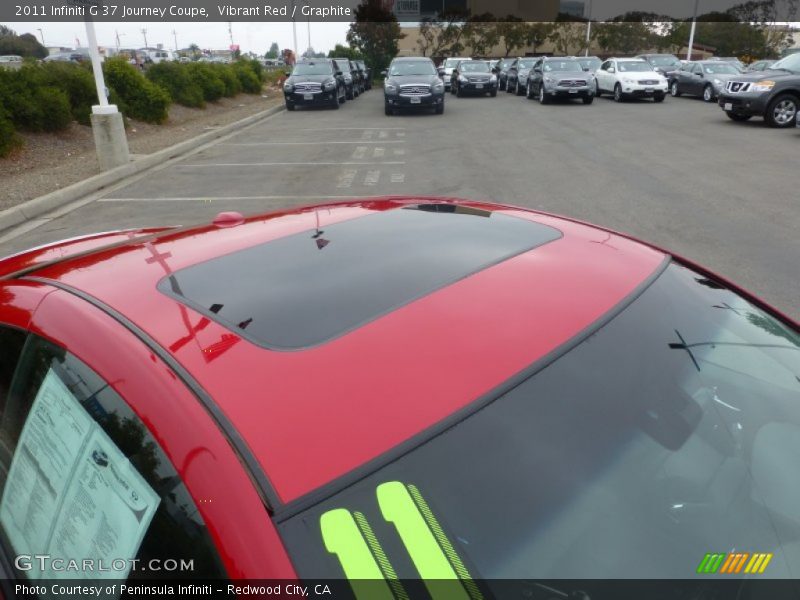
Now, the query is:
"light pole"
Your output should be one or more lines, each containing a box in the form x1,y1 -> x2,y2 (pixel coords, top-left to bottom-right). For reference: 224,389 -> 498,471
37,28 -> 45,46
687,0 -> 700,61
584,0 -> 592,57
291,0 -> 299,60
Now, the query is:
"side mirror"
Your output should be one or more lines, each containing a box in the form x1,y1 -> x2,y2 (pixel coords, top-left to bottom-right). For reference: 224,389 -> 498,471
335,70 -> 343,76
608,67 -> 616,73
381,69 -> 387,77
438,68 -> 445,76
583,66 -> 590,71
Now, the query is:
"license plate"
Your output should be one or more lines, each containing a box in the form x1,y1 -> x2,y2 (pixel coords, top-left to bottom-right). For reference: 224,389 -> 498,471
476,84 -> 483,89
645,88 -> 654,93
303,93 -> 313,101
410,96 -> 421,104
569,89 -> 578,94
724,103 -> 733,111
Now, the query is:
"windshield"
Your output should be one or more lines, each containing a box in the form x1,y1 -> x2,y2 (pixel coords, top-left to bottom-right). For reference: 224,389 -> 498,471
703,63 -> 739,75
544,60 -> 582,72
771,53 -> 800,72
499,58 -> 513,68
617,61 -> 655,72
461,62 -> 490,73
389,61 -> 436,76
518,59 -> 535,69
292,62 -> 332,76
280,262 -> 800,586
578,58 -> 602,71
444,58 -> 469,68
649,55 -> 681,66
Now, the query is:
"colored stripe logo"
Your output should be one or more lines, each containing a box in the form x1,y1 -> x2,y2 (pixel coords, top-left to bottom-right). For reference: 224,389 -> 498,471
697,552 -> 773,574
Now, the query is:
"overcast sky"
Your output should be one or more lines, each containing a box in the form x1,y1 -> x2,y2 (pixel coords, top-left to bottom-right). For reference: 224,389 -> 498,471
4,21 -> 350,55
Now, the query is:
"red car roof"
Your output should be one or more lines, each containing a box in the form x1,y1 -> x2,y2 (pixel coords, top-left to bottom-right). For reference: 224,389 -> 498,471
18,198 -> 666,504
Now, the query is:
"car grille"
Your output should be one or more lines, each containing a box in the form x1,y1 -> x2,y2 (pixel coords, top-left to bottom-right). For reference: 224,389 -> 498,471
399,84 -> 430,96
725,81 -> 751,93
639,79 -> 659,85
294,82 -> 322,93
467,76 -> 490,83
558,79 -> 587,87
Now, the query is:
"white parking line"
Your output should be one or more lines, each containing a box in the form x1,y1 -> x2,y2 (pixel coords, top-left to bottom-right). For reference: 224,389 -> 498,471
373,148 -> 385,158
296,127 -> 406,131
178,161 -> 406,167
337,169 -> 357,189
390,174 -> 406,183
364,170 -> 381,186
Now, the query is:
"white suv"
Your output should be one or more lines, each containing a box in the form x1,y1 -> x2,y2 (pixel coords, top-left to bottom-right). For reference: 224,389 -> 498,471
441,57 -> 472,90
595,58 -> 668,102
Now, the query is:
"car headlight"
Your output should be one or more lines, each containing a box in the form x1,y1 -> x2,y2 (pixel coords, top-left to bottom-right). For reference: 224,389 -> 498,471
323,79 -> 336,90
751,80 -> 775,92
283,82 -> 293,92
458,75 -> 468,82
544,77 -> 554,84
384,82 -> 397,93
489,74 -> 497,82
623,78 -> 636,84
713,78 -> 723,87
432,81 -> 444,91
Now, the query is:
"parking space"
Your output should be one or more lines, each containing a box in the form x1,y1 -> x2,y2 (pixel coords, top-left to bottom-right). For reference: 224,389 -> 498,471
1,87 -> 798,320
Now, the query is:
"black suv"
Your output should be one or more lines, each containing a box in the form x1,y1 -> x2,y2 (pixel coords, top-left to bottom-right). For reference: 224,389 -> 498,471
527,57 -> 594,104
383,57 -> 446,115
355,60 -> 372,90
450,60 -> 498,97
283,59 -> 345,110
717,52 -> 800,127
331,58 -> 359,99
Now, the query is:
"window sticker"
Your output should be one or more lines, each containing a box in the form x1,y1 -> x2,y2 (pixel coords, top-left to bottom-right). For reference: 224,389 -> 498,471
0,369 -> 160,580
320,481 -> 481,600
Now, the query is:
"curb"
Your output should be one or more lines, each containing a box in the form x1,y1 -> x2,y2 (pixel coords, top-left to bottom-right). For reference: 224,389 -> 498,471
0,103 -> 285,233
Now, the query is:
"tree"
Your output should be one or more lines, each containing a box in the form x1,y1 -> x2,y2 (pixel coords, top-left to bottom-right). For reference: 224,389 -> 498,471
592,21 -> 655,55
327,43 -> 363,60
188,44 -> 201,59
0,28 -> 48,59
346,0 -> 405,73
548,21 -> 588,56
525,22 -> 555,56
265,43 -> 279,59
496,17 -> 527,57
463,15 -> 500,57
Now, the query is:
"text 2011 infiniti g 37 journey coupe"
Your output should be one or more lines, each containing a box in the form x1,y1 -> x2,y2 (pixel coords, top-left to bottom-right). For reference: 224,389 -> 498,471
0,199 -> 797,598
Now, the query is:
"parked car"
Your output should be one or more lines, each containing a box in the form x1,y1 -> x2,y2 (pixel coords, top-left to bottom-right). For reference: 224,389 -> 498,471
354,59 -> 372,90
441,57 -> 472,90
1,198 -> 797,590
717,52 -> 800,127
383,56 -> 445,115
527,57 -> 594,104
495,57 -> 515,91
505,57 -> 537,96
43,52 -> 87,63
283,59 -> 345,110
635,53 -> 682,80
669,60 -> 741,102
348,59 -> 366,95
450,60 -> 498,97
710,57 -> 745,72
746,59 -> 776,73
331,58 -> 358,99
595,58 -> 667,102
0,55 -> 22,63
574,55 -> 602,73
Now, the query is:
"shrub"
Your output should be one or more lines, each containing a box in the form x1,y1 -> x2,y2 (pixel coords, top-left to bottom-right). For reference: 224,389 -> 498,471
0,107 -> 20,157
34,87 -> 72,131
38,62 -> 96,125
214,64 -> 242,97
263,68 -> 284,87
146,62 -> 205,108
103,58 -> 170,123
186,63 -> 225,102
233,61 -> 263,94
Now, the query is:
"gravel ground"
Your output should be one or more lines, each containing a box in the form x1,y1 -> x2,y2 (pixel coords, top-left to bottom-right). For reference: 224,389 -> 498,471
0,90 -> 283,211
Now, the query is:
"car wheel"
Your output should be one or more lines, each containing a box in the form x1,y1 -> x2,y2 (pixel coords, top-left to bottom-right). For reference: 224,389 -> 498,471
653,93 -> 665,103
285,102 -> 295,111
595,80 -> 602,97
456,84 -> 463,98
703,84 -> 714,102
435,103 -> 444,115
346,87 -> 354,100
384,102 -> 392,116
765,93 -> 798,128
614,84 -> 624,102
725,111 -> 752,122
582,94 -> 594,105
516,80 -> 523,96
331,97 -> 340,109
526,81 -> 533,99
538,85 -> 549,104
506,79 -> 514,93
670,81 -> 681,97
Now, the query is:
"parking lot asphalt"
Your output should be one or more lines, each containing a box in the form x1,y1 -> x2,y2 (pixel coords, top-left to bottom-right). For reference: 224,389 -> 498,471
2,87 -> 798,320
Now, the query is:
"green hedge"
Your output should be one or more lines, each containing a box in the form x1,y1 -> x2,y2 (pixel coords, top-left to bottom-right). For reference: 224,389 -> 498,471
0,67 -> 72,132
146,61 -> 205,108
0,107 -> 19,157
103,58 -> 170,124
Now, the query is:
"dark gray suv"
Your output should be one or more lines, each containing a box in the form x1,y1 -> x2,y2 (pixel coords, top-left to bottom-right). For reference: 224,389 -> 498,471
383,57 -> 446,115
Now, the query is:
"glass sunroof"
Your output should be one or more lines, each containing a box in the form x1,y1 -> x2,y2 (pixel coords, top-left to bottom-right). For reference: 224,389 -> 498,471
157,205 -> 562,350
